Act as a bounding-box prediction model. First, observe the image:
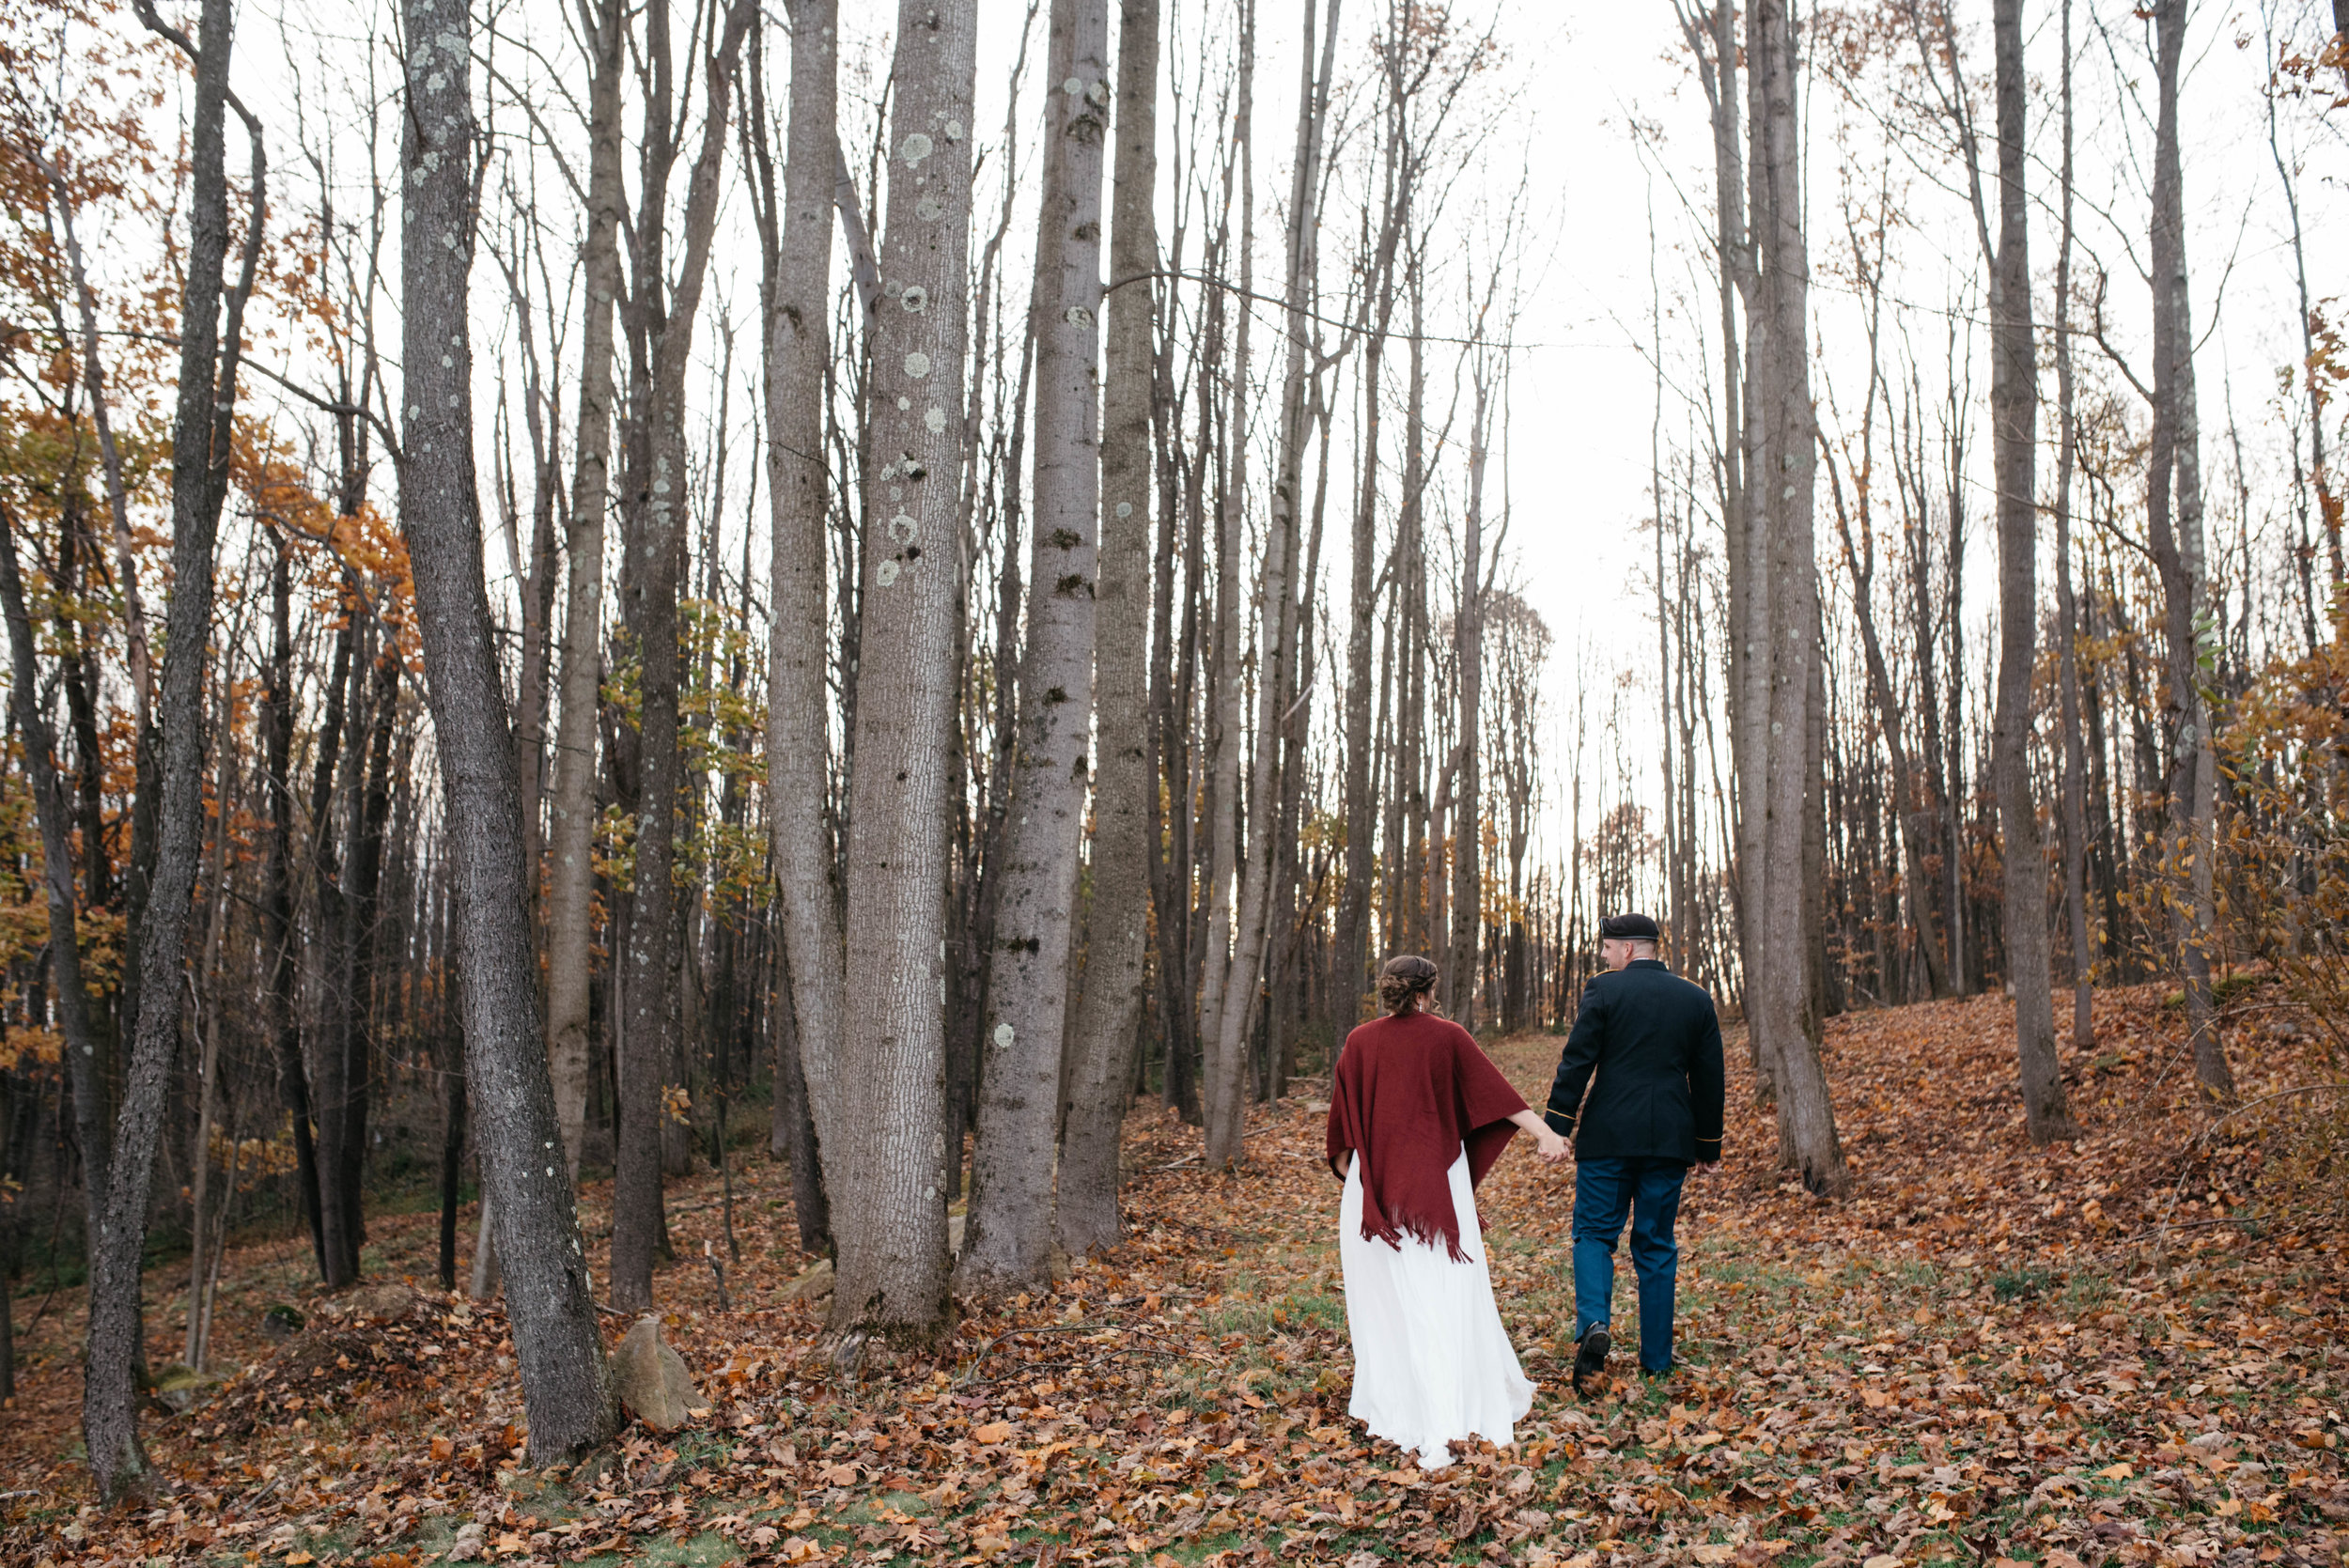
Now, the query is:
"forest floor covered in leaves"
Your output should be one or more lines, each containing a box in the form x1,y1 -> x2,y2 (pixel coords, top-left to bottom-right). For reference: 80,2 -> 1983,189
6,979 -> 2345,1568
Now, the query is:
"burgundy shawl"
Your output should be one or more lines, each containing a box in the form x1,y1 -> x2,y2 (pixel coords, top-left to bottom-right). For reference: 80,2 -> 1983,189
1325,1012 -> 1528,1262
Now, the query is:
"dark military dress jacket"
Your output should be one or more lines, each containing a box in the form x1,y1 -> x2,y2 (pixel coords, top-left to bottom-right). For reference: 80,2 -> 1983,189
1543,958 -> 1726,1166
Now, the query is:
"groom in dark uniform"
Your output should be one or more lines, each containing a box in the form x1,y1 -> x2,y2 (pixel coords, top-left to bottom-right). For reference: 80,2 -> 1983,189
1544,913 -> 1725,1392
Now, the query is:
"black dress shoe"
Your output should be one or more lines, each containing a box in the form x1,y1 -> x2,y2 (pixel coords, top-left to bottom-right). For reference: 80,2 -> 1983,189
1573,1327 -> 1610,1394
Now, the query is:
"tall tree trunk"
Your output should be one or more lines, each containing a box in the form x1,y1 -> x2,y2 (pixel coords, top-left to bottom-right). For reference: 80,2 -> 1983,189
823,0 -> 979,1345
1746,0 -> 1847,1194
1058,0 -> 1163,1258
86,0 -> 256,1499
313,609 -> 360,1287
754,0 -> 845,1263
2145,0 -> 2232,1099
258,531 -> 326,1277
397,0 -> 618,1460
1146,311 -> 1199,1122
185,650 -> 238,1365
963,0 -> 1112,1291
1983,0 -> 2074,1141
545,0 -> 629,1186
334,650 -> 399,1272
1451,364 -> 1489,1029
1207,0 -> 1322,1162
2052,0 -> 2095,1052
1676,0 -> 1766,1062
610,0 -> 756,1311
1201,0 -> 1262,1172
1336,54 -> 1407,1039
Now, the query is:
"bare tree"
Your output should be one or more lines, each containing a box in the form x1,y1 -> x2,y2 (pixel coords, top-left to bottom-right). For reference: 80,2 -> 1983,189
2105,0 -> 2227,1103
749,0 -> 842,1258
1335,2 -> 1416,1041
394,0 -> 618,1462
821,0 -> 980,1345
963,0 -> 1112,1291
608,0 -> 757,1311
544,0 -> 629,1186
85,0 -> 260,1499
2051,0 -> 2096,1052
2142,0 -> 2231,1098
1057,0 -> 1164,1258
1745,0 -> 1848,1194
1906,0 -> 2073,1141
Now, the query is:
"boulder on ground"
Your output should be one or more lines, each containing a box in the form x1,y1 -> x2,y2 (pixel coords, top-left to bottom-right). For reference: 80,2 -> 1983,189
612,1316 -> 700,1433
781,1258 -> 834,1303
350,1281 -> 431,1323
261,1303 -> 305,1342
149,1362 -> 225,1414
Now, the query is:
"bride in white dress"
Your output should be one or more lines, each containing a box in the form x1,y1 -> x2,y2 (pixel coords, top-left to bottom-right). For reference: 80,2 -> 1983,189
1325,955 -> 1568,1468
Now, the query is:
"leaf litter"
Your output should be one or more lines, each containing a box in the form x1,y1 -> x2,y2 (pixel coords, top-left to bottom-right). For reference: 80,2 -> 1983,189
4,981 -> 2342,1568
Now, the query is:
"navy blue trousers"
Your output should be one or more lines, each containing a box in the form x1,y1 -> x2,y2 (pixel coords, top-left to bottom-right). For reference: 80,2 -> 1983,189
1571,1155 -> 1688,1373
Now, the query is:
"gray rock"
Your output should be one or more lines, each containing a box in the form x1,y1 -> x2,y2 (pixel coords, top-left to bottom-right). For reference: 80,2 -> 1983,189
261,1303 -> 305,1342
150,1363 -> 223,1414
781,1258 -> 834,1303
613,1317 -> 700,1433
350,1282 -> 430,1323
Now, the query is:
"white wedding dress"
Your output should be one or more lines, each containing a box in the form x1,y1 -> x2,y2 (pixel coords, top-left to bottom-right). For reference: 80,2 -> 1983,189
1339,1149 -> 1535,1468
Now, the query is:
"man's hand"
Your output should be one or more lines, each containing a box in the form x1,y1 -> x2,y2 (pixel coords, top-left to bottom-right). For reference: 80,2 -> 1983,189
1694,1160 -> 1720,1177
1534,1128 -> 1572,1164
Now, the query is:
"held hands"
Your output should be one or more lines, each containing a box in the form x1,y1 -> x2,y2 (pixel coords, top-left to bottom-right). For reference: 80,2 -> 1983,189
1504,1109 -> 1573,1166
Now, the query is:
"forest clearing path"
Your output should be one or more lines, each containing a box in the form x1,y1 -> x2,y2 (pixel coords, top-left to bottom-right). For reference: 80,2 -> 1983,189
5,981 -> 2343,1568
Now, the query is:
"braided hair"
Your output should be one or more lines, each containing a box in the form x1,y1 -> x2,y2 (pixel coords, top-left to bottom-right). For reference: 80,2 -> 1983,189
1377,955 -> 1440,1017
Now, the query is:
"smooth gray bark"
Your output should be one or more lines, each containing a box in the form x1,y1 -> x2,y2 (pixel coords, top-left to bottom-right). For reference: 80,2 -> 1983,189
2052,0 -> 2096,1052
545,0 -> 629,1186
824,0 -> 979,1345
1746,0 -> 1847,1194
1199,0 -> 1261,1172
1983,0 -> 2072,1140
754,0 -> 844,1258
2145,0 -> 2232,1099
1056,0 -> 1162,1260
963,0 -> 1112,1293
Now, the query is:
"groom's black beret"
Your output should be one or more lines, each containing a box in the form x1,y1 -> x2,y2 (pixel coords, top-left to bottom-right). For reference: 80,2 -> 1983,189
1600,912 -> 1660,940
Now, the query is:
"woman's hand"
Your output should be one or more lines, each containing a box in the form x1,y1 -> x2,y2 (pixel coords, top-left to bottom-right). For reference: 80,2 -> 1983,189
1506,1108 -> 1572,1165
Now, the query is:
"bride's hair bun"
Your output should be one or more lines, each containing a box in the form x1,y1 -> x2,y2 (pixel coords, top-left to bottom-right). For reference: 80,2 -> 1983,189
1377,955 -> 1439,1017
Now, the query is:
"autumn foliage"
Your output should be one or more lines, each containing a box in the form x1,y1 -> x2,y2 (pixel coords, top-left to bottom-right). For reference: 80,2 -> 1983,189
5,983 -> 2345,1568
